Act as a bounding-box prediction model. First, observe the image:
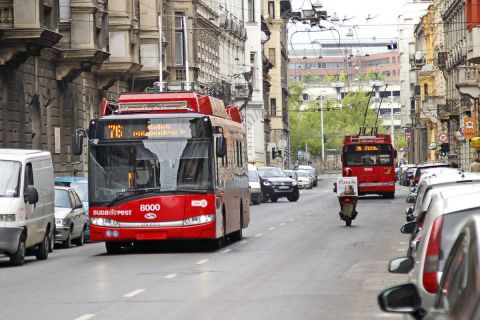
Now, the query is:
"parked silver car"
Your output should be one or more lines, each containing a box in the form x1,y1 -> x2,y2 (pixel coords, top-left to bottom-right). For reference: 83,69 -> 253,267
379,215 -> 480,319
54,186 -> 88,248
390,186 -> 480,311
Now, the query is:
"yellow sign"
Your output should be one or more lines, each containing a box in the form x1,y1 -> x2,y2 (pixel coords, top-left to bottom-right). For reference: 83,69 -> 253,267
470,136 -> 480,148
464,117 -> 477,139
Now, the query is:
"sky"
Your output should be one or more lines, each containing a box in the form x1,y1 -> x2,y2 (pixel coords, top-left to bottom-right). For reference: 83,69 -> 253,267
289,0 -> 406,52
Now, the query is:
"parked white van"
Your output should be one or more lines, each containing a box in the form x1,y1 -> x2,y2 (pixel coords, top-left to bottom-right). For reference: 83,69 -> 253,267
0,149 -> 55,266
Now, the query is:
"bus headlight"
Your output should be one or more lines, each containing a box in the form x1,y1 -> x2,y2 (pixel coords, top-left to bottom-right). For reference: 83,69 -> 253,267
0,214 -> 16,222
90,218 -> 120,227
183,214 -> 215,226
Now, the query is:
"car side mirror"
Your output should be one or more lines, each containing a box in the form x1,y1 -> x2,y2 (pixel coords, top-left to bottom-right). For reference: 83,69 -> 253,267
25,185 -> 39,205
406,196 -> 415,204
406,214 -> 415,222
333,182 -> 337,193
409,187 -> 417,192
378,283 -> 422,314
216,135 -> 227,158
405,206 -> 414,216
401,222 -> 417,234
388,257 -> 414,274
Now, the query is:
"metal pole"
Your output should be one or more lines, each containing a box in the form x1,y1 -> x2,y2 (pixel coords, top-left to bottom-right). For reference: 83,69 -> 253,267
183,16 -> 190,83
320,96 -> 325,162
158,14 -> 163,92
391,96 -> 395,149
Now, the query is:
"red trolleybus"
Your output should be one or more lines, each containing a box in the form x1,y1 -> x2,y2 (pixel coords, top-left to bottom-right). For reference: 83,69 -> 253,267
73,92 -> 250,253
341,134 -> 396,198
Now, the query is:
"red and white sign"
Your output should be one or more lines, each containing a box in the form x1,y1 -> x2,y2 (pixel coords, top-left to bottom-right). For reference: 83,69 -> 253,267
438,133 -> 448,143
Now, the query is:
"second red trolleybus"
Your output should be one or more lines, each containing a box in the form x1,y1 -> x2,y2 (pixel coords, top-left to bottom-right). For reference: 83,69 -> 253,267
73,92 -> 250,253
341,134 -> 396,198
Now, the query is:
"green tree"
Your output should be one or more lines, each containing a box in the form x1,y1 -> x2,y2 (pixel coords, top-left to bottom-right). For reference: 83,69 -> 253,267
289,81 -> 384,156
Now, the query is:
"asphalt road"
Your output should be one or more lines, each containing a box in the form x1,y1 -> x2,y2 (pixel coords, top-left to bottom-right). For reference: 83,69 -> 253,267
0,176 -> 409,320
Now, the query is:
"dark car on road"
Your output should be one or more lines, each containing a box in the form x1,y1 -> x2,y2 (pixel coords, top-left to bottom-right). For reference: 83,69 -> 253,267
258,167 -> 299,203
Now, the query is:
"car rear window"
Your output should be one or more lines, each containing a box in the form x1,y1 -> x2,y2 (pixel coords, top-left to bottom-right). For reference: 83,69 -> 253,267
416,165 -> 449,179
439,207 -> 480,271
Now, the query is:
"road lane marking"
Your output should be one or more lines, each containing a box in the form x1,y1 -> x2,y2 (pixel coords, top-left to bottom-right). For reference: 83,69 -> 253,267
279,223 -> 286,226
196,259 -> 209,265
269,227 -> 276,231
289,219 -> 295,222
399,242 -> 407,245
240,240 -> 249,244
75,314 -> 95,320
124,289 -> 145,298
306,212 -> 311,215
220,248 -> 232,254
397,248 -> 405,252
164,273 -> 177,279
255,233 -> 264,237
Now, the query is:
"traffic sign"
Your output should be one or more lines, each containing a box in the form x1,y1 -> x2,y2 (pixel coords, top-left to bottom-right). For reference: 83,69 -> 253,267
438,133 -> 448,143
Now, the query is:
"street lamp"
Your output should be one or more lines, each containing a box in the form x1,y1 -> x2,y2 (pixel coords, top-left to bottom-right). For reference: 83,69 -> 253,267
317,95 -> 325,162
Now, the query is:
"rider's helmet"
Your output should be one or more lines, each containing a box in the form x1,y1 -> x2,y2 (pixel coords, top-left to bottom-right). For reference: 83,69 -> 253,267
344,167 -> 353,177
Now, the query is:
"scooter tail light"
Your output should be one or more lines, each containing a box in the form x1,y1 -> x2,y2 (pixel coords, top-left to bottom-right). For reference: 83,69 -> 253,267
344,197 -> 351,202
422,215 -> 443,294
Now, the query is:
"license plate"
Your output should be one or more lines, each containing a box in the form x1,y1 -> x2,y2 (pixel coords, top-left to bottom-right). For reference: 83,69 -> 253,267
278,186 -> 289,190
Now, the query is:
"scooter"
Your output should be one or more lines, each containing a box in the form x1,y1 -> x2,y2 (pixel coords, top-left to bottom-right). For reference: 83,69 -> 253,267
333,182 -> 358,227
338,195 -> 358,226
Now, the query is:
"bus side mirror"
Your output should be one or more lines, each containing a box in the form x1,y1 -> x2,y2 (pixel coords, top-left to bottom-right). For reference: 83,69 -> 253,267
72,129 -> 87,155
216,135 -> 227,158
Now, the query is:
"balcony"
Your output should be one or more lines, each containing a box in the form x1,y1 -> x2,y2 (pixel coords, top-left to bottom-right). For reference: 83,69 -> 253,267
93,0 -> 141,89
56,0 -> 109,82
467,26 -> 480,64
0,0 -> 62,67
232,83 -> 252,101
455,65 -> 480,99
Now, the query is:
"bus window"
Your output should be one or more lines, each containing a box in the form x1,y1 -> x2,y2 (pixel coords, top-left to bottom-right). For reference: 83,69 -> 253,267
344,145 -> 393,167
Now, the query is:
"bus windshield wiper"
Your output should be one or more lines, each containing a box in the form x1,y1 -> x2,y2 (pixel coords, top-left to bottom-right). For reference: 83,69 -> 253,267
107,187 -> 163,206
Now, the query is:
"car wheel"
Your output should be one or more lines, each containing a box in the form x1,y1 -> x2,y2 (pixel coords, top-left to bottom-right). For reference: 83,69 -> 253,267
270,196 -> 278,203
10,233 -> 26,266
261,193 -> 268,203
49,227 -> 54,253
75,227 -> 85,246
35,230 -> 50,260
105,241 -> 123,254
62,230 -> 72,249
287,193 -> 300,202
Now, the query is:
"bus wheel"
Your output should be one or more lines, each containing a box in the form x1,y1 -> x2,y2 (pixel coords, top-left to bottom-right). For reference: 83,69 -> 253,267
231,204 -> 243,242
105,241 -> 123,254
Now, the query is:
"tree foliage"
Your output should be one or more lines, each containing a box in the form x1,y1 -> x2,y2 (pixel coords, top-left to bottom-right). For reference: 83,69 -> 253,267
289,81 -> 385,156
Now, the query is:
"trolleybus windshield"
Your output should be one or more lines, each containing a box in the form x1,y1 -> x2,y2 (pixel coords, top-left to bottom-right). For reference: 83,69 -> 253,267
89,117 -> 214,205
343,144 -> 393,167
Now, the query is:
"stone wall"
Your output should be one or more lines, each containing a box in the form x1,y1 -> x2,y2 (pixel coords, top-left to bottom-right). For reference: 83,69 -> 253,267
0,55 -> 131,177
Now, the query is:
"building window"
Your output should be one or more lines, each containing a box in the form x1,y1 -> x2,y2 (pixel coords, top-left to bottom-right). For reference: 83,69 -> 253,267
176,69 -> 185,81
248,0 -> 255,22
43,3 -> 55,29
268,1 -> 275,19
59,0 -> 70,22
270,98 -> 277,117
269,48 -> 276,66
175,12 -> 185,66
